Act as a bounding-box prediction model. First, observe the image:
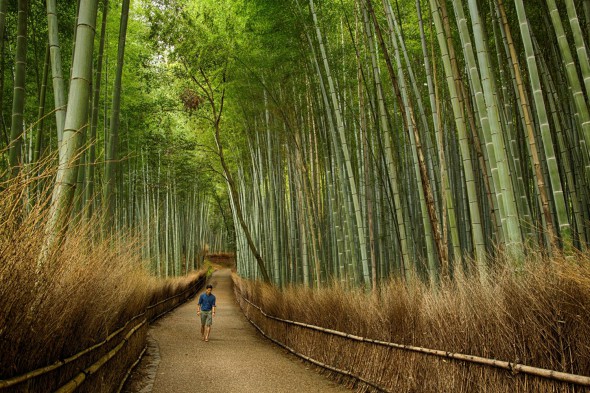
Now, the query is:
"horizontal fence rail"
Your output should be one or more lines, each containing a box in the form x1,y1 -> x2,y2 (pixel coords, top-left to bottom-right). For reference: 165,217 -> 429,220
116,345 -> 148,393
54,319 -> 148,393
0,313 -> 146,390
239,294 -> 590,389
0,275 -> 205,391
245,317 -> 389,392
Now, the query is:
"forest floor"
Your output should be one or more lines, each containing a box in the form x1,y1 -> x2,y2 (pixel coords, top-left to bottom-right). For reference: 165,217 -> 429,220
122,268 -> 350,393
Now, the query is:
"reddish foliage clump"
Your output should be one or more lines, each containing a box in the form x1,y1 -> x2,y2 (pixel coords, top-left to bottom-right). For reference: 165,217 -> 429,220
180,88 -> 205,111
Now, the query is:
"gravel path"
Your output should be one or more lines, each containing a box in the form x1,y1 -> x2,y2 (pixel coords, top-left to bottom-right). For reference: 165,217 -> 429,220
123,269 -> 350,393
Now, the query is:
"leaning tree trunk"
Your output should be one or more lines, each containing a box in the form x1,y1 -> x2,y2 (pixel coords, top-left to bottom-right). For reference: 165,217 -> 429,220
8,0 -> 28,177
41,0 -> 100,263
191,66 -> 271,282
218,126 -> 271,282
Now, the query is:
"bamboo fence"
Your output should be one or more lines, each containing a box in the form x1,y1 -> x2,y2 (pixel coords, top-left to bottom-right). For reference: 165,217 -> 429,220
236,286 -> 590,392
0,275 -> 206,392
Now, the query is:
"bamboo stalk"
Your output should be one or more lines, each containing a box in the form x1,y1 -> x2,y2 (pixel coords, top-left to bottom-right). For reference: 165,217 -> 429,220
8,0 -> 28,176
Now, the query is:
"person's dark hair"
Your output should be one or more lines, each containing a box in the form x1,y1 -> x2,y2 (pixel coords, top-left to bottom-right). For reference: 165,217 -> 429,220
206,284 -> 213,289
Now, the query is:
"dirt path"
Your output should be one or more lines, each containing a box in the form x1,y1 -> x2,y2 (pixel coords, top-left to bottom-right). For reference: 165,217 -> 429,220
123,269 -> 350,393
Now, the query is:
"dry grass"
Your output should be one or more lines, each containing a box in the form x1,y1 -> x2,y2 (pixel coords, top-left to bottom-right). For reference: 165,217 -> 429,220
206,253 -> 236,270
235,256 -> 590,392
0,166 -> 204,383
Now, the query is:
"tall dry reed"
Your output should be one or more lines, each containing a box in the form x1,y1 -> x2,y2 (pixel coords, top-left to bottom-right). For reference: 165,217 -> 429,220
235,255 -> 590,392
0,164 -> 202,381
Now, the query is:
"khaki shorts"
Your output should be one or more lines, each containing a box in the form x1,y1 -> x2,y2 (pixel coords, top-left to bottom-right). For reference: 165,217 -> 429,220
200,310 -> 213,326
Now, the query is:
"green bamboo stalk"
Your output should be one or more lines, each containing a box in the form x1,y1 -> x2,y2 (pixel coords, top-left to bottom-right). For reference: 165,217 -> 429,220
86,0 -> 109,219
164,177 -> 170,277
356,34 -> 378,286
9,0 -> 28,176
429,0 -> 487,277
105,0 -> 131,224
301,105 -> 325,285
417,0 -> 461,264
302,16 -> 349,283
308,0 -> 370,288
547,0 -> 590,172
293,152 -> 310,287
490,0 -> 533,241
468,0 -> 523,255
380,0 -> 440,279
263,92 -> 281,285
141,151 -> 151,265
155,152 -> 161,276
33,44 -> 50,165
297,125 -> 324,287
440,0 -> 501,248
456,0 -> 524,261
384,0 -> 440,203
542,59 -> 586,249
46,0 -> 66,153
0,0 -> 7,148
366,0 -> 447,277
495,0 -> 557,248
41,0 -> 100,263
361,3 -> 411,280
514,0 -> 571,248
0,0 -> 6,56
564,0 -> 590,98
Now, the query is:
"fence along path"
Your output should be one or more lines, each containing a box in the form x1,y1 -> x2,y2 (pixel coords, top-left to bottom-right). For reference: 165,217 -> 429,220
125,268 -> 347,393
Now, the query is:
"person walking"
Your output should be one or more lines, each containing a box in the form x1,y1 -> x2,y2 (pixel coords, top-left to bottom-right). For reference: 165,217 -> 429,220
197,284 -> 216,342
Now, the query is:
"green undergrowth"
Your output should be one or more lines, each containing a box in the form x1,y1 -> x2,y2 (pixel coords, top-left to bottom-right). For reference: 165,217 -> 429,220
202,253 -> 237,276
0,170 -> 204,381
202,259 -> 216,277
235,255 -> 590,392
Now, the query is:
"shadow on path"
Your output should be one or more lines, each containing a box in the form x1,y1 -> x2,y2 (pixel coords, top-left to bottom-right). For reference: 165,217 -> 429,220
123,269 -> 350,393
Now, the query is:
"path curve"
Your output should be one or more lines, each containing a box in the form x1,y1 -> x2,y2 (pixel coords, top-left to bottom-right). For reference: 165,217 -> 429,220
124,269 -> 349,393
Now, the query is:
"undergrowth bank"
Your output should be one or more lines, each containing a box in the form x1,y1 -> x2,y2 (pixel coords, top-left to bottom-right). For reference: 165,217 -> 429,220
233,261 -> 590,393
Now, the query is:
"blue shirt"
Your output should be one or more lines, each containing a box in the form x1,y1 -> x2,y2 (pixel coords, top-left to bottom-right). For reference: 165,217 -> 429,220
198,293 -> 216,311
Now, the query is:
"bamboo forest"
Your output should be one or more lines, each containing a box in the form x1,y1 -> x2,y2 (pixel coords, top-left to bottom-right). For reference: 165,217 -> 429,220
2,0 -> 590,392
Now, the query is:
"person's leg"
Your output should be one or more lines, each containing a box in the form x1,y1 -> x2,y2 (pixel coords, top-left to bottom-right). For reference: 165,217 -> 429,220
204,312 -> 212,341
200,313 -> 207,340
